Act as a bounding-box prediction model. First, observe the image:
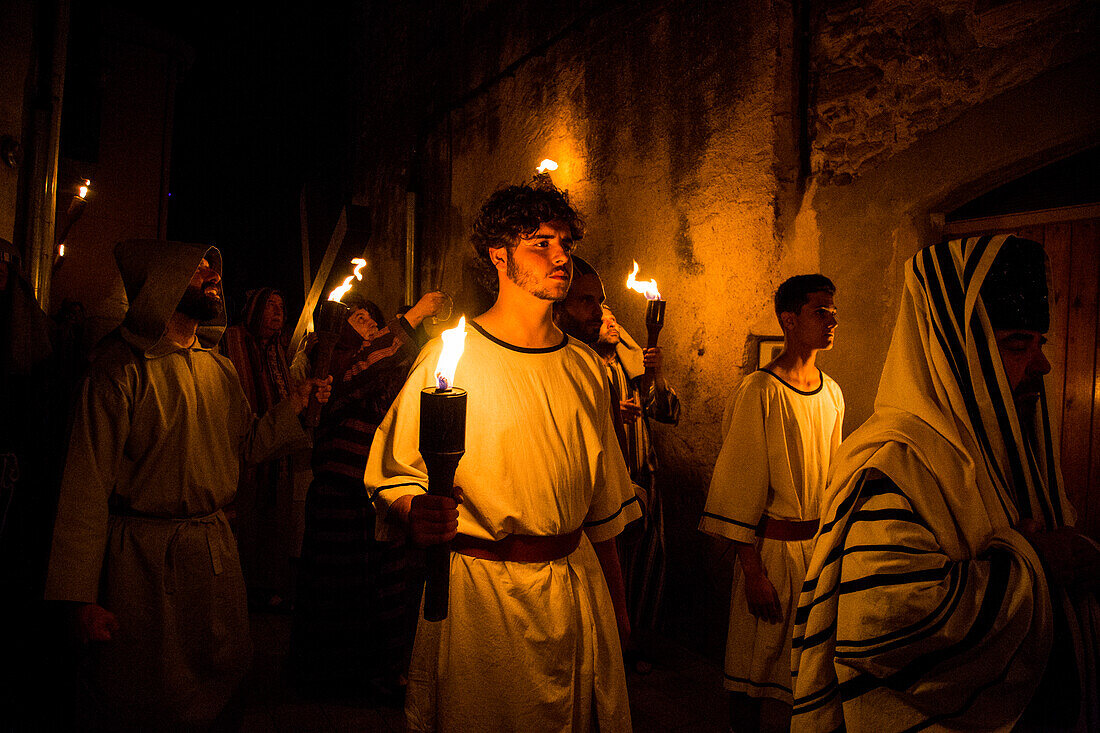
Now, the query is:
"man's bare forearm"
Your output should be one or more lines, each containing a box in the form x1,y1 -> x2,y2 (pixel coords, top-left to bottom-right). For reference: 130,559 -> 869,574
593,538 -> 630,643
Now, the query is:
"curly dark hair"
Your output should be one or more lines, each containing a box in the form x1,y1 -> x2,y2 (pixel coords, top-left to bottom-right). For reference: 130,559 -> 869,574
470,182 -> 585,261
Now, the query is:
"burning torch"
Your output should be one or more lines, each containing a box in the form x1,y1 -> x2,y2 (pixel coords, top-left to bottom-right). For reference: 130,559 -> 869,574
626,260 -> 665,394
419,317 -> 468,622
304,258 -> 366,427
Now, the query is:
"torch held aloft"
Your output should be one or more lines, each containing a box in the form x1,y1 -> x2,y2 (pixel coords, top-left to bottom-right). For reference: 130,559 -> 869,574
304,299 -> 350,428
643,299 -> 666,395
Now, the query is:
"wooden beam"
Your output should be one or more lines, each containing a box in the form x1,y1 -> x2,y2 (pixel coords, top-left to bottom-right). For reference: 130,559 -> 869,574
300,188 -> 311,303
290,207 -> 347,356
942,203 -> 1100,237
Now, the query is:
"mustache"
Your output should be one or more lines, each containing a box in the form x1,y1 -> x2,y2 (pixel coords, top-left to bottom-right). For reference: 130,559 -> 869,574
1014,377 -> 1044,397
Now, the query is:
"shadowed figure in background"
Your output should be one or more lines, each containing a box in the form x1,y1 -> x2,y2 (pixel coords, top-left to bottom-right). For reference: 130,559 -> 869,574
44,241 -> 330,730
221,287 -> 311,611
366,182 -> 639,732
792,236 -> 1099,732
0,237 -> 60,728
555,258 -> 681,674
700,274 -> 844,733
289,288 -> 446,703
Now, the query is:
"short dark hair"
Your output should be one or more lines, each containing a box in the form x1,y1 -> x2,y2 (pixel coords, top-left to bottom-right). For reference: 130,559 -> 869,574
341,291 -> 385,328
775,274 -> 835,316
571,255 -> 597,277
470,182 -> 584,262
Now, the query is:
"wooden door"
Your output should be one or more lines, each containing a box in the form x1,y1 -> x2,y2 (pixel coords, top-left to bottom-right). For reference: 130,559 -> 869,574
945,204 -> 1100,539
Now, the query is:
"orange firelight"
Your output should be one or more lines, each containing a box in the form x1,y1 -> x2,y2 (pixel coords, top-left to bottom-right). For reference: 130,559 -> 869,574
327,258 -> 367,302
434,316 -> 467,391
626,261 -> 661,300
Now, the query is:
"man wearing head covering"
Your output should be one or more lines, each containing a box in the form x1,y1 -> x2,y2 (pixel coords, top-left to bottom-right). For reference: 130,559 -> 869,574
221,287 -> 306,609
44,240 -> 330,729
701,274 -> 844,732
366,182 -> 639,732
555,257 -> 681,673
792,236 -> 1100,732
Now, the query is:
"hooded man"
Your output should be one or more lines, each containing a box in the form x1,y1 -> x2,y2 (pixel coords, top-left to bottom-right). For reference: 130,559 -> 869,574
792,236 -> 1100,732
45,240 -> 330,730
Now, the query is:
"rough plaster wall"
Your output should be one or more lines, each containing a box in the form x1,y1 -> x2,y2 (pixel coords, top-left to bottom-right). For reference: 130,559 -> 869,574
798,0 -> 1100,432
416,0 -> 800,495
50,37 -> 172,340
0,1 -> 33,243
811,0 -> 1098,185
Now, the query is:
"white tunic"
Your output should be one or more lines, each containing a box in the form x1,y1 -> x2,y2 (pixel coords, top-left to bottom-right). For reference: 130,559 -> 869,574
700,368 -> 843,702
366,322 -> 640,732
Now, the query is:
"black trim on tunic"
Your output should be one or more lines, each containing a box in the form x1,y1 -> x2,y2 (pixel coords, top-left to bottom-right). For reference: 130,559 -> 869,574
758,367 -> 824,396
468,320 -> 568,353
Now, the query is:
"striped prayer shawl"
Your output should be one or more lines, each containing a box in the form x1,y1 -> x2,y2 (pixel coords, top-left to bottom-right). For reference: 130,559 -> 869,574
792,236 -> 1098,732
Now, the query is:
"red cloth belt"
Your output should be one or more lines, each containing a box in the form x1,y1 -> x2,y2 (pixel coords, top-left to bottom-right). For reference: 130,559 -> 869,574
756,516 -> 818,541
453,528 -> 584,562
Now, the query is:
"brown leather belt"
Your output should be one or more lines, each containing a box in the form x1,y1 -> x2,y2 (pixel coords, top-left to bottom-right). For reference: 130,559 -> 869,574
756,516 -> 818,541
453,528 -> 583,562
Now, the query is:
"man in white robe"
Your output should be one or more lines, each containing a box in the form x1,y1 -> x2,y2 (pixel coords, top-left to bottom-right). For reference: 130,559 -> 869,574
555,258 -> 681,673
45,241 -> 330,729
792,235 -> 1100,732
700,274 -> 844,732
365,182 -> 640,732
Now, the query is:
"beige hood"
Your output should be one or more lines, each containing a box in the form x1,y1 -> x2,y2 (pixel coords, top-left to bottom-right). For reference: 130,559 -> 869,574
113,239 -> 225,354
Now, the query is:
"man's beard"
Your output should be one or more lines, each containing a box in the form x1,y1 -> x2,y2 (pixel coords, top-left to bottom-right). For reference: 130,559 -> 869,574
506,254 -> 568,302
558,310 -> 600,345
177,284 -> 222,321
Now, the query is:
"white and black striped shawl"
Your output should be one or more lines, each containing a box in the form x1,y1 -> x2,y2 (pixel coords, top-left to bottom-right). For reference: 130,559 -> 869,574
792,236 -> 1098,732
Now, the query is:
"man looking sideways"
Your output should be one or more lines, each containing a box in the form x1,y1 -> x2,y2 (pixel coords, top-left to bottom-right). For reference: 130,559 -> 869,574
366,183 -> 639,732
701,274 -> 844,733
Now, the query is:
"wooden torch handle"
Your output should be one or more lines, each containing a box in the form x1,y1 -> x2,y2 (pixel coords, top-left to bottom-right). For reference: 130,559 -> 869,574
422,458 -> 459,622
304,333 -> 338,428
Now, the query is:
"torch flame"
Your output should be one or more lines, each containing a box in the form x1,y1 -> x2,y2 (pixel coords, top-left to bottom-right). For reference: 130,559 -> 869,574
78,180 -> 90,199
626,260 -> 661,300
434,316 -> 467,391
327,258 -> 368,302
536,159 -> 558,174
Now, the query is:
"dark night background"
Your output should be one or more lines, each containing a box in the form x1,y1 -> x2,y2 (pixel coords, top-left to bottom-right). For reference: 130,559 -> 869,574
65,1 -> 357,320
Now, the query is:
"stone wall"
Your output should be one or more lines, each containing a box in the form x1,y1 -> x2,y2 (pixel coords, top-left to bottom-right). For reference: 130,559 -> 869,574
352,0 -> 1100,653
803,0 -> 1099,430
0,0 -> 33,243
359,0 -> 803,491
811,0 -> 1096,185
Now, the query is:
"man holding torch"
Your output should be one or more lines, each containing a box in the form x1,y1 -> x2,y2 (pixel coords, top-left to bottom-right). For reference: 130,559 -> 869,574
366,182 -> 640,732
555,258 -> 681,674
